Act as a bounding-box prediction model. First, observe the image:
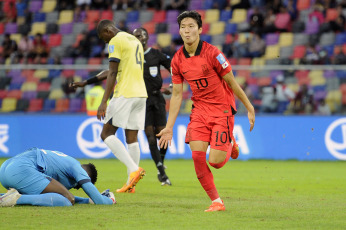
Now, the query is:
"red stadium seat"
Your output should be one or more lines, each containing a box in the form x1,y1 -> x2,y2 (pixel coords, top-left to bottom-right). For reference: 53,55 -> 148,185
340,84 -> 346,95
237,70 -> 251,79
80,99 -> 87,113
88,58 -> 102,65
295,70 -> 309,79
297,0 -> 310,11
291,45 -> 306,59
7,90 -> 22,99
228,58 -> 237,65
85,10 -> 100,24
37,82 -> 51,91
257,77 -> 272,86
62,70 -> 75,78
238,58 -> 252,65
54,98 -> 69,113
326,8 -> 338,22
22,69 -> 35,79
0,90 -> 7,99
48,34 -> 62,47
102,10 -> 113,20
201,23 -> 209,35
0,23 -> 4,34
73,34 -> 84,48
142,21 -> 156,34
343,44 -> 346,54
196,10 -> 205,21
153,11 -> 166,23
27,98 -> 43,112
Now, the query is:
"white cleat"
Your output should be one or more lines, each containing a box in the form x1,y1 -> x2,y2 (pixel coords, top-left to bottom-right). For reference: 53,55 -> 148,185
0,188 -> 21,207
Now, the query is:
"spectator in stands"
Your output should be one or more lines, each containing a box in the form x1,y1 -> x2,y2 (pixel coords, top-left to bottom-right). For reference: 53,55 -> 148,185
111,0 -> 135,10
232,35 -> 250,58
4,1 -> 16,23
262,8 -> 277,33
212,0 -> 228,10
1,34 -> 18,63
274,75 -> 295,113
76,0 -> 91,10
17,33 -> 34,64
268,0 -> 283,14
309,3 -> 325,26
315,99 -> 331,115
229,0 -> 251,10
117,20 -> 130,33
71,31 -> 91,58
165,0 -> 188,11
245,33 -> 266,58
260,86 -> 277,113
32,33 -> 49,64
333,48 -> 346,65
162,40 -> 178,57
293,84 -> 314,114
300,44 -> 321,65
15,0 -> 28,18
135,0 -> 164,10
56,0 -> 75,11
74,4 -> 87,22
249,7 -> 264,34
249,0 -> 265,7
285,0 -> 297,21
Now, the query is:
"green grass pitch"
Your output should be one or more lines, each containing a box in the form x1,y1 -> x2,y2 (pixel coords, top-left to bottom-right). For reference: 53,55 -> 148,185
0,158 -> 345,230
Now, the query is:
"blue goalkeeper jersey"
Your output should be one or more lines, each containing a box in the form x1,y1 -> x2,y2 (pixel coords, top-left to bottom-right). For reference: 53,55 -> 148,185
16,147 -> 90,189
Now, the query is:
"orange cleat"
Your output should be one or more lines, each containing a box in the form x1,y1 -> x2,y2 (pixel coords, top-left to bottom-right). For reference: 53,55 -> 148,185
127,186 -> 135,193
204,201 -> 225,212
116,167 -> 145,193
231,135 -> 239,159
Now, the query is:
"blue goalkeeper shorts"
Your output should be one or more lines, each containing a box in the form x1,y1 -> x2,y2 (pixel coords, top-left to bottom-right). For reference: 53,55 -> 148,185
0,154 -> 51,194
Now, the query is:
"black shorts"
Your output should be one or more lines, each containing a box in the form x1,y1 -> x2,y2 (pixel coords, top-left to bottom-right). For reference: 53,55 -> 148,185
145,94 -> 167,127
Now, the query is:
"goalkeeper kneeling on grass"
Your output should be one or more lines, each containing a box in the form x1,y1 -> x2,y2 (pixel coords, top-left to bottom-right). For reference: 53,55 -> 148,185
0,147 -> 116,207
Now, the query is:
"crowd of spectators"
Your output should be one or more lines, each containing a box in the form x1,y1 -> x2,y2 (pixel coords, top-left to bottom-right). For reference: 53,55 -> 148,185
0,0 -> 345,115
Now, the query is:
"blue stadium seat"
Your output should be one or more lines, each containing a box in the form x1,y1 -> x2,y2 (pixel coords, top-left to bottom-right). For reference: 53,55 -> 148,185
335,33 -> 346,46
43,99 -> 56,112
126,11 -> 139,23
33,12 -> 46,22
200,34 -> 212,43
225,23 -> 237,34
220,10 -> 232,22
202,0 -> 214,9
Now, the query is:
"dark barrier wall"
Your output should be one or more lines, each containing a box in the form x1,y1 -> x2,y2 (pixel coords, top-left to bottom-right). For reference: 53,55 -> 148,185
0,115 -> 345,160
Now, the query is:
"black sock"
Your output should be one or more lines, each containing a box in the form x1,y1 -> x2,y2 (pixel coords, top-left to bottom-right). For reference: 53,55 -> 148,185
159,146 -> 167,164
149,144 -> 166,178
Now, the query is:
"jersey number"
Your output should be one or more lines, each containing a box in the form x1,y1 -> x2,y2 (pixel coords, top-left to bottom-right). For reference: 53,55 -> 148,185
193,79 -> 208,89
135,44 -> 142,70
214,131 -> 228,146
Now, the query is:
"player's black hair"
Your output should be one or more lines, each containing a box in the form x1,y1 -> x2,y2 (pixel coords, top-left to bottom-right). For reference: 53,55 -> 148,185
85,163 -> 98,184
177,11 -> 202,29
97,19 -> 115,35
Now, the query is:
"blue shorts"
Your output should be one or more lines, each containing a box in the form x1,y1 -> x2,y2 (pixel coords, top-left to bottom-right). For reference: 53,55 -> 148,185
0,154 -> 51,194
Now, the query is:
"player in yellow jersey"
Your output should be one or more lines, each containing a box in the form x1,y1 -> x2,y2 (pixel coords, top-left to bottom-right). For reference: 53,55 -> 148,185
95,20 -> 147,193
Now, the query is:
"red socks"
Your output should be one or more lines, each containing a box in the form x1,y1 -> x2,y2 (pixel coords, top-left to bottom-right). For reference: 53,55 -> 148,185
192,151 -> 219,201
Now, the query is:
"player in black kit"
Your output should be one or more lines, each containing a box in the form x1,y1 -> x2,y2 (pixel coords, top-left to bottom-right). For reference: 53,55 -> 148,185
70,27 -> 172,186
133,27 -> 172,186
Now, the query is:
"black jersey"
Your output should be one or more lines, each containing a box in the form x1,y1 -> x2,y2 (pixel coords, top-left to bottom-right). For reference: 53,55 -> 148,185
143,47 -> 171,94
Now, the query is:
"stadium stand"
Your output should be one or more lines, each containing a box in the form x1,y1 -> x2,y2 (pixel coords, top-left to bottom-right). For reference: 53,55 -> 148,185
0,0 -> 345,115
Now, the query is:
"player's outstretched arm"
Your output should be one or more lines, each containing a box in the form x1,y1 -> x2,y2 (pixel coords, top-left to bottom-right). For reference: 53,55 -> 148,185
223,71 -> 255,131
157,83 -> 183,149
69,70 -> 109,89
81,182 -> 115,205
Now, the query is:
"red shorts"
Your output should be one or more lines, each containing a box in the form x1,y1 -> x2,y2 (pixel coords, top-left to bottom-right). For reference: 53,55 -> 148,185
185,113 -> 234,152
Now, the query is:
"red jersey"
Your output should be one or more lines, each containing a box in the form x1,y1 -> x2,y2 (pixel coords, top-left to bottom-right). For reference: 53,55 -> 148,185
171,40 -> 236,117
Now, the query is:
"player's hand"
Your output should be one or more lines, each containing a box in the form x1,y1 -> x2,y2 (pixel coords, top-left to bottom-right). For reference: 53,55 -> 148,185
161,88 -> 172,95
248,110 -> 255,132
157,127 -> 173,149
69,81 -> 86,90
97,102 -> 107,120
101,189 -> 116,204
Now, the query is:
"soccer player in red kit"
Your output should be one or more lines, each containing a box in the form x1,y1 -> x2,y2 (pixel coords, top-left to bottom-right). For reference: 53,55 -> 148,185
157,11 -> 255,212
